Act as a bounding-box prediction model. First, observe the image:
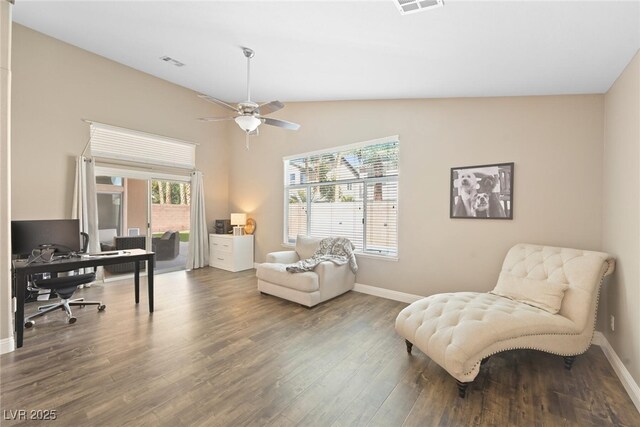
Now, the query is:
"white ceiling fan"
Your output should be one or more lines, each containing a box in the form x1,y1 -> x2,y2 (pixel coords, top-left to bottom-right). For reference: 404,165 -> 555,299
198,47 -> 300,147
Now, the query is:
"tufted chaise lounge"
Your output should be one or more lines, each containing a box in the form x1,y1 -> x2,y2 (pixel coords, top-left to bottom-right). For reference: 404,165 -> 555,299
395,244 -> 615,397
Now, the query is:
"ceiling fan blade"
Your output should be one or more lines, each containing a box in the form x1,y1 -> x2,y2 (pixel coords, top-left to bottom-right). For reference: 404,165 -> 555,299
262,117 -> 301,131
255,100 -> 284,115
197,94 -> 238,112
197,116 -> 237,122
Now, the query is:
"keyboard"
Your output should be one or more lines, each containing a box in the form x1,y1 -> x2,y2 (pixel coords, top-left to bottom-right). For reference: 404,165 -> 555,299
84,250 -> 129,257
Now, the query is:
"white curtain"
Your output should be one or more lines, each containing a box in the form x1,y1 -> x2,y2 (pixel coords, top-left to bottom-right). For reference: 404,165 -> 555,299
72,156 -> 102,279
187,170 -> 209,269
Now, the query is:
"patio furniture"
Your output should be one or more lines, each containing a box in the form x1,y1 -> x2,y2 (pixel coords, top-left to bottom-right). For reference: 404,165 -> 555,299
103,236 -> 148,274
152,231 -> 180,261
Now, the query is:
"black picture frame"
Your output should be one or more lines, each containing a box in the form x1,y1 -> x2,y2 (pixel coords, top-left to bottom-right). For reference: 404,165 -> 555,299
450,162 -> 514,219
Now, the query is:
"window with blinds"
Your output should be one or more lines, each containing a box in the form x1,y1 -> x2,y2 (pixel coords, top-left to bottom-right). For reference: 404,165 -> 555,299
89,122 -> 196,169
284,136 -> 399,257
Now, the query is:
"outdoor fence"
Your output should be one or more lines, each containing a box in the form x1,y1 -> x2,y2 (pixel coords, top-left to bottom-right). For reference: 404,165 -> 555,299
151,204 -> 190,233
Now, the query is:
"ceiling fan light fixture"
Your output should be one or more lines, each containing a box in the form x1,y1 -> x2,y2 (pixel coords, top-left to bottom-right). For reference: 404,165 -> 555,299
197,47 -> 300,136
235,115 -> 261,133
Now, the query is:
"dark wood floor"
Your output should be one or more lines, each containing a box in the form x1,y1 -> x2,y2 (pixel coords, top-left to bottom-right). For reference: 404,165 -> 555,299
1,268 -> 638,426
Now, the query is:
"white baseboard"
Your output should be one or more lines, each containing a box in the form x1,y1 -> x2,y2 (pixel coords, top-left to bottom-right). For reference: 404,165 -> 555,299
592,331 -> 606,346
353,282 -> 423,304
0,336 -> 15,354
593,331 -> 640,413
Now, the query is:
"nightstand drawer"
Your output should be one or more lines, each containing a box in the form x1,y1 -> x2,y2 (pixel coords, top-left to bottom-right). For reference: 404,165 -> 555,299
211,252 -> 234,270
210,237 -> 233,253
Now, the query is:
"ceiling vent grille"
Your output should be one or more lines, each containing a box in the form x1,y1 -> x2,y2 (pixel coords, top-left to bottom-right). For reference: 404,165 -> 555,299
394,0 -> 444,15
159,56 -> 185,67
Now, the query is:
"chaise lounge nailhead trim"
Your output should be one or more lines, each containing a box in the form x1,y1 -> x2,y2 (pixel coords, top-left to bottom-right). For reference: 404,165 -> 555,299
459,262 -> 611,377
396,244 -> 615,397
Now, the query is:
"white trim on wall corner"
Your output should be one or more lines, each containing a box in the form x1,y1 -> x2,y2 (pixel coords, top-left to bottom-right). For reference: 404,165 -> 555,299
592,331 -> 606,346
593,331 -> 640,413
0,336 -> 15,354
353,283 -> 423,304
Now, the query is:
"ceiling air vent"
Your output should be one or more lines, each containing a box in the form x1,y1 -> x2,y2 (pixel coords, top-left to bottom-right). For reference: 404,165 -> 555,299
159,56 -> 185,67
394,0 -> 444,15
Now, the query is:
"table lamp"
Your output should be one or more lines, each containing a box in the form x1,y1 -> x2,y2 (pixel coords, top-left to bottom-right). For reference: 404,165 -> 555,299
230,213 -> 247,236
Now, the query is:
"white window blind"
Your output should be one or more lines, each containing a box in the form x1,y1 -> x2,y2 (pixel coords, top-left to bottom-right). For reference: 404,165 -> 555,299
284,136 -> 399,256
287,188 -> 308,242
89,122 -> 196,169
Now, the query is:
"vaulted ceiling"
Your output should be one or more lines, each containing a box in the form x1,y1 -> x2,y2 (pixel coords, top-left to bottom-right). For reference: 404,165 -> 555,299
12,0 -> 640,102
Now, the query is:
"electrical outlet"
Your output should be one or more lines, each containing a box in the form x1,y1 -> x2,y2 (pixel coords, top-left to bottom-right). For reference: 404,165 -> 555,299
610,315 -> 615,332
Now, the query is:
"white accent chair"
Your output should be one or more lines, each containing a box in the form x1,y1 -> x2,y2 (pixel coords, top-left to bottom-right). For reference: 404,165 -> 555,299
256,235 -> 356,307
395,243 -> 615,398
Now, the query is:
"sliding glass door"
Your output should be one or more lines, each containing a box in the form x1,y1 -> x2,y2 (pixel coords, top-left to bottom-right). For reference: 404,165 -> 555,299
95,168 -> 191,279
150,179 -> 190,272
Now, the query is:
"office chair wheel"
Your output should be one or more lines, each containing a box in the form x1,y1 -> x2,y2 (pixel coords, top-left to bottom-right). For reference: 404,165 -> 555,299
98,304 -> 106,311
25,320 -> 35,328
68,317 -> 77,324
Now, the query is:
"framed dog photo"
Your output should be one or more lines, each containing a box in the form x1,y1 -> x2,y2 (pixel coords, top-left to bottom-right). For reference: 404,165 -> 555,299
450,162 -> 514,219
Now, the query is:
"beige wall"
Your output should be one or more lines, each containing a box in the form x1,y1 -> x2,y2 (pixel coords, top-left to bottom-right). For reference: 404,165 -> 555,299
602,50 -> 640,384
229,95 -> 605,295
6,23 -> 230,348
125,179 -> 148,234
11,24 -> 230,228
1,0 -> 13,351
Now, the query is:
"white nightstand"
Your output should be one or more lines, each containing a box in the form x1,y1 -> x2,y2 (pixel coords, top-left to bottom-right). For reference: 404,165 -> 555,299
209,234 -> 254,272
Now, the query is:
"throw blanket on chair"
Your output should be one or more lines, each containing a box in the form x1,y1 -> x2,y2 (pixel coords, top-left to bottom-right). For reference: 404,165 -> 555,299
286,237 -> 358,274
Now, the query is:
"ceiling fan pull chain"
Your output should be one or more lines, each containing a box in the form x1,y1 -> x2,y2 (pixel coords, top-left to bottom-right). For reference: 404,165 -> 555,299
246,133 -> 250,150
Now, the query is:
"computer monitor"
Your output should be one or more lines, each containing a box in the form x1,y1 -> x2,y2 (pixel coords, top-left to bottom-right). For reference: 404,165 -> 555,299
11,219 -> 81,257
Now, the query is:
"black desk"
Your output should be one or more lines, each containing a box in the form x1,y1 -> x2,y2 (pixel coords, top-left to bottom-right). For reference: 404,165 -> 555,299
12,249 -> 155,348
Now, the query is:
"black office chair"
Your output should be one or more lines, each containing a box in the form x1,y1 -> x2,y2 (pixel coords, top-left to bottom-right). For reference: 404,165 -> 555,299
24,273 -> 105,327
24,232 -> 106,328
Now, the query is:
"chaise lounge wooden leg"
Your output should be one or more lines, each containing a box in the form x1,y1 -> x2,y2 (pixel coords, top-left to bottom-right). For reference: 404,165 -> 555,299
456,380 -> 470,398
564,356 -> 576,370
405,339 -> 413,354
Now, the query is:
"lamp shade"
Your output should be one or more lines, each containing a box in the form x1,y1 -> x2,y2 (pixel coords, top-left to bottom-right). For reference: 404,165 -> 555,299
234,115 -> 261,133
230,213 -> 247,226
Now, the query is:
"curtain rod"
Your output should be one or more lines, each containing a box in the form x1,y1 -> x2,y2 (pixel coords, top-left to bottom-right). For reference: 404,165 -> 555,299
81,119 -> 200,146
